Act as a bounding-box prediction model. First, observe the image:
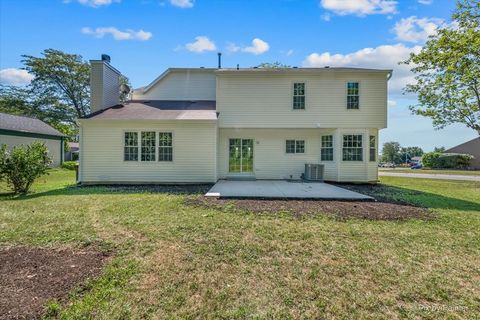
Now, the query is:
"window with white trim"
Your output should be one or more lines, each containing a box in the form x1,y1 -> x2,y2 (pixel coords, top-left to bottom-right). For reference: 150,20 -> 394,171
141,131 -> 156,161
347,82 -> 359,109
293,82 -> 305,110
124,132 -> 138,161
342,135 -> 363,161
158,132 -> 173,161
286,140 -> 305,154
321,135 -> 333,161
369,136 -> 376,162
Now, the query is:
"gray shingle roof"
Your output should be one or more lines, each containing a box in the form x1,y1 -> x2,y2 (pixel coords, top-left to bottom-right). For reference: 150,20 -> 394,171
83,100 -> 217,120
0,112 -> 64,137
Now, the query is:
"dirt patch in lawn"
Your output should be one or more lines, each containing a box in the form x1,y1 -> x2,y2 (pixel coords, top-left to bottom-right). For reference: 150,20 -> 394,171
0,246 -> 110,320
185,196 -> 433,221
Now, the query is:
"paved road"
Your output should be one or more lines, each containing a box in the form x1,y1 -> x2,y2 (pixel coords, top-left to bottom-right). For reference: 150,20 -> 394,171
379,171 -> 480,182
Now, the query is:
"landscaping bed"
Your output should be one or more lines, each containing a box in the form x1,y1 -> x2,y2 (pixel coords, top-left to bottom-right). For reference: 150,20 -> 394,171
0,246 -> 110,320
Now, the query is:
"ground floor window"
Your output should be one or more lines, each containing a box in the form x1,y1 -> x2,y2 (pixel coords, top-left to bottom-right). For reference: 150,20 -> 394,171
286,140 -> 305,154
124,132 -> 138,161
321,135 -> 333,161
141,132 -> 156,161
158,132 -> 173,162
342,135 -> 363,161
369,135 -> 376,162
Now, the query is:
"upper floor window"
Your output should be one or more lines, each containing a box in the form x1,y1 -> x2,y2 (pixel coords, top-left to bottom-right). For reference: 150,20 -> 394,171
158,132 -> 173,161
321,135 -> 333,161
347,82 -> 359,109
124,132 -> 138,161
293,82 -> 305,110
369,136 -> 376,162
141,132 -> 156,161
286,140 -> 305,154
342,135 -> 363,161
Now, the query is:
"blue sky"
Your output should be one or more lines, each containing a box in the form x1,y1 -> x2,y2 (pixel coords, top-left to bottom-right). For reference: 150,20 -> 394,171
0,0 -> 476,151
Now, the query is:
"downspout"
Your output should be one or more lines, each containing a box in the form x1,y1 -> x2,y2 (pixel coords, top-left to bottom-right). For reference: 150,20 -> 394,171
60,137 -> 64,165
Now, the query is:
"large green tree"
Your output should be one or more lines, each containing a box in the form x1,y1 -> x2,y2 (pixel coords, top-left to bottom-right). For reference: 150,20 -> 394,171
403,0 -> 480,135
381,142 -> 402,164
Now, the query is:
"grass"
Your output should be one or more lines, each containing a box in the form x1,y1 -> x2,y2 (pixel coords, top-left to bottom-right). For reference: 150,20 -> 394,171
1,170 -> 479,319
379,168 -> 480,176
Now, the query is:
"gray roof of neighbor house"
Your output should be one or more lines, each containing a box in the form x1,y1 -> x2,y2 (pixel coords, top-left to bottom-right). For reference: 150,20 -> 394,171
0,112 -> 64,137
82,100 -> 217,120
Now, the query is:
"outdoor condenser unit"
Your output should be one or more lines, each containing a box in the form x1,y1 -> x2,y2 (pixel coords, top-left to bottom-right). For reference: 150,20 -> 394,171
304,164 -> 324,181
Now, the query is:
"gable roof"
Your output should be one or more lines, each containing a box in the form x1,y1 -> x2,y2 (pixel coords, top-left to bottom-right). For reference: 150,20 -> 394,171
82,100 -> 217,121
0,112 -> 64,137
445,137 -> 480,153
139,68 -> 216,93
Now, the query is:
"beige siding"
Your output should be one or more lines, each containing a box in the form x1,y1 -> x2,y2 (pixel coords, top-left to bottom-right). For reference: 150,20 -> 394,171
218,128 -> 338,181
79,120 -> 217,183
0,134 -> 62,167
134,70 -> 216,101
217,72 -> 388,129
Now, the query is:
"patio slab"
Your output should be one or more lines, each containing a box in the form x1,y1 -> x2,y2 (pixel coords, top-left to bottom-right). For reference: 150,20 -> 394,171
205,180 -> 374,201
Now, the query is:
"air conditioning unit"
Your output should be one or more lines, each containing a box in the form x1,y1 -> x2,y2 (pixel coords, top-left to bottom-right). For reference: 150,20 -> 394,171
304,164 -> 324,181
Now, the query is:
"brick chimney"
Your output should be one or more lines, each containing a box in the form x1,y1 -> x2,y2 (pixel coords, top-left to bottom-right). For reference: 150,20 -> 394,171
90,54 -> 121,114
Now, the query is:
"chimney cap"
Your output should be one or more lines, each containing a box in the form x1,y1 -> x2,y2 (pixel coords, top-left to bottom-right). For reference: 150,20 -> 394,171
101,54 -> 111,63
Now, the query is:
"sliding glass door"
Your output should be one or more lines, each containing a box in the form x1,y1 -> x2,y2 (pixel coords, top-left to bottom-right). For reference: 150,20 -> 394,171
229,139 -> 254,173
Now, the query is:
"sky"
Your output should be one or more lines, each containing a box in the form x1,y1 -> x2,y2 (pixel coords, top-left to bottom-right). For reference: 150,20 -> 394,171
0,0 -> 477,151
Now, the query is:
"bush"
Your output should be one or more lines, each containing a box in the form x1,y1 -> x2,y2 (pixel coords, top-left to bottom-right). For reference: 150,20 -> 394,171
62,161 -> 78,170
422,152 -> 473,169
0,142 -> 52,194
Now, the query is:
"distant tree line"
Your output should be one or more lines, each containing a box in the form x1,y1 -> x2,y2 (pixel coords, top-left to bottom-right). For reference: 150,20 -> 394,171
381,142 -> 426,164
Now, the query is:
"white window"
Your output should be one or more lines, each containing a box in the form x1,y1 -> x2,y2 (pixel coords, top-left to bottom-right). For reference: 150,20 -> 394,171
321,135 -> 333,161
342,135 -> 363,161
124,132 -> 138,161
286,140 -> 305,154
347,82 -> 359,109
141,131 -> 156,161
369,136 -> 376,162
158,132 -> 173,161
293,83 -> 305,110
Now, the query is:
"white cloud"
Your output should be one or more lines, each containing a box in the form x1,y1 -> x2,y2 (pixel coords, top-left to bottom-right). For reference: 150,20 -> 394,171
320,0 -> 398,16
242,38 -> 270,55
0,68 -> 34,85
388,99 -> 397,107
81,27 -> 152,41
185,36 -> 217,53
393,16 -> 444,43
226,42 -> 241,53
286,49 -> 294,56
418,0 -> 433,4
303,43 -> 422,95
321,13 -> 331,21
65,0 -> 119,7
170,0 -> 193,8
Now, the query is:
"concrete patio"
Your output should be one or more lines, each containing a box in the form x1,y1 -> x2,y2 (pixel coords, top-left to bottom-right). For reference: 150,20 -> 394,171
205,180 -> 374,201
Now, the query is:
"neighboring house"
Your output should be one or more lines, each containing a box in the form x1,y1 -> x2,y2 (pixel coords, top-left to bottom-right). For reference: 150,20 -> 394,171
445,137 -> 480,169
65,142 -> 79,161
411,156 -> 422,164
0,112 -> 65,167
78,56 -> 392,184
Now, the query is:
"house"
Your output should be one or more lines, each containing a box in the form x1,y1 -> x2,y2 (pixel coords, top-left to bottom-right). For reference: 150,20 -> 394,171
0,112 -> 65,167
78,56 -> 392,184
445,137 -> 480,169
64,142 -> 79,161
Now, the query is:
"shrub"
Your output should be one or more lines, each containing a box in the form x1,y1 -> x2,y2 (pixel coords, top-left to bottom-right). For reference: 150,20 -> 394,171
0,142 -> 52,194
422,152 -> 473,169
62,161 -> 78,170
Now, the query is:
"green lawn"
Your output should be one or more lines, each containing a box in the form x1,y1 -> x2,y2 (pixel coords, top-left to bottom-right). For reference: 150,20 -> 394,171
1,170 -> 479,319
379,168 -> 480,176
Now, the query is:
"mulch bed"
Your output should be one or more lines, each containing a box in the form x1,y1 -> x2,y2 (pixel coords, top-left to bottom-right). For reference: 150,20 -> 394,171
0,246 -> 110,320
186,195 -> 434,221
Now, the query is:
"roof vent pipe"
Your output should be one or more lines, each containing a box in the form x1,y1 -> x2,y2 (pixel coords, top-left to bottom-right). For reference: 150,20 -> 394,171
217,52 -> 222,69
236,64 -> 239,70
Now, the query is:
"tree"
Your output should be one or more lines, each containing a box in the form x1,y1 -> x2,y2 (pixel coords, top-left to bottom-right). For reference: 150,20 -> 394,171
399,146 -> 424,163
256,62 -> 291,68
0,142 -> 52,194
434,146 -> 446,153
403,0 -> 480,136
381,142 -> 402,163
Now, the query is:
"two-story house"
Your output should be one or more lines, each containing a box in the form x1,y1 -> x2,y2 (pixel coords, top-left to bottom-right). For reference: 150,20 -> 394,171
78,56 -> 392,184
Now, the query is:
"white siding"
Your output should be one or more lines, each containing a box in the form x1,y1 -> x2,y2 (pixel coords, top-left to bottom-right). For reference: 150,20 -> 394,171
134,70 -> 216,101
90,61 -> 120,113
216,72 -> 388,129
218,128 -> 338,181
0,134 -> 62,167
79,120 -> 217,183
